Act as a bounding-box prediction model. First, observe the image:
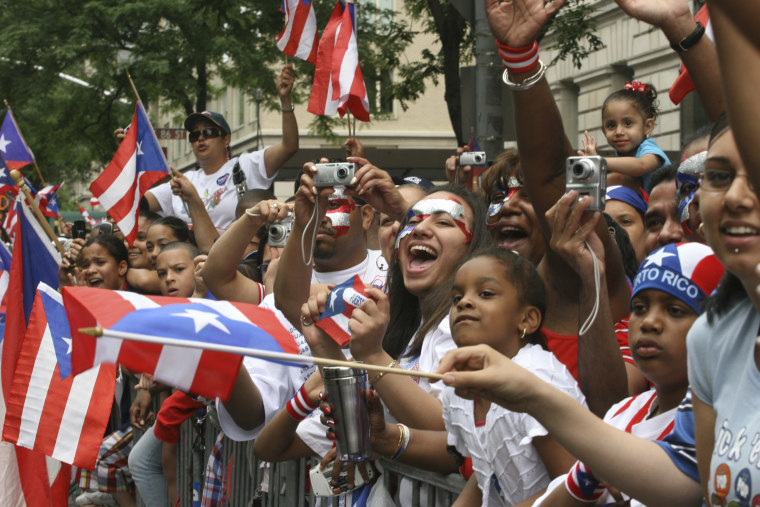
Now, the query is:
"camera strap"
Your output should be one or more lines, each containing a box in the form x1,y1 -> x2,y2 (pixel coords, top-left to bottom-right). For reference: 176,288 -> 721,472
232,159 -> 247,200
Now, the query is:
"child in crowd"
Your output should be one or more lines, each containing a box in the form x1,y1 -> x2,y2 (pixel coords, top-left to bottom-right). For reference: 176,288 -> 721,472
579,81 -> 670,190
534,242 -> 723,506
129,241 -> 207,506
442,247 -> 584,505
145,216 -> 193,269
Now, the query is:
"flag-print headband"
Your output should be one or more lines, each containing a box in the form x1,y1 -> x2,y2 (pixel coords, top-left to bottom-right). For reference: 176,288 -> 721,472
395,198 -> 472,249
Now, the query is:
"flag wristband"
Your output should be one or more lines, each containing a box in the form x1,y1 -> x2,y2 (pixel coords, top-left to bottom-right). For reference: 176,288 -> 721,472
285,383 -> 319,421
565,460 -> 605,502
496,40 -> 539,73
257,282 -> 266,303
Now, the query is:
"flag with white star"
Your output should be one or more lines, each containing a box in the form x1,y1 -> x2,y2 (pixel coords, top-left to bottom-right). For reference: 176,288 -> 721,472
2,283 -> 116,470
0,110 -> 35,171
62,287 -> 300,400
89,102 -> 170,245
316,275 -> 368,346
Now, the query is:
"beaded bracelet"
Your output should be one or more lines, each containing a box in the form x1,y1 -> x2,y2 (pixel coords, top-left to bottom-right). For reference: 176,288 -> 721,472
285,383 -> 318,421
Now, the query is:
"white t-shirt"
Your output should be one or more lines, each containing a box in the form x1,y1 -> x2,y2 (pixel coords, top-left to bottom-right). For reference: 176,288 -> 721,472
215,253 -> 388,441
534,389 -> 675,506
443,344 -> 585,506
150,149 -> 274,232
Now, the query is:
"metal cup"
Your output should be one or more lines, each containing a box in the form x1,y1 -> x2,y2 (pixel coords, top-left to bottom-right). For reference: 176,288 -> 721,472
322,366 -> 372,461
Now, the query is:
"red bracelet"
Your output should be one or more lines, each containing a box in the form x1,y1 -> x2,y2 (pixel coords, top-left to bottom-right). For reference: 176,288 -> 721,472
495,40 -> 539,73
285,383 -> 319,421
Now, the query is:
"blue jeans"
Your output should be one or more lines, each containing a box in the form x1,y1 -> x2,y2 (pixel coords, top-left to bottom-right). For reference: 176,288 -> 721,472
128,425 -> 168,506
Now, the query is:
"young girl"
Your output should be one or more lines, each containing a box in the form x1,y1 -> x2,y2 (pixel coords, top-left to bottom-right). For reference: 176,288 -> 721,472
129,241 -> 206,506
77,234 -> 130,290
533,241 -> 723,506
443,248 -> 584,506
145,216 -> 192,269
579,80 -> 670,190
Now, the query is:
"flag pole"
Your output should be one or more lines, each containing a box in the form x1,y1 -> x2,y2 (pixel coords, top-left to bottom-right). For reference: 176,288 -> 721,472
10,170 -> 65,256
3,100 -> 47,186
125,71 -> 143,104
79,326 -> 444,381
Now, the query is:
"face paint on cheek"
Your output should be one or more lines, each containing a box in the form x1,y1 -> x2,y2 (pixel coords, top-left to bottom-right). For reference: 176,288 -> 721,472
487,187 -> 521,220
325,198 -> 356,238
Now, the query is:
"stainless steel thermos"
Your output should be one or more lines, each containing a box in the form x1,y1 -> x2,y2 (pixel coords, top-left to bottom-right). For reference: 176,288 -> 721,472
322,366 -> 372,461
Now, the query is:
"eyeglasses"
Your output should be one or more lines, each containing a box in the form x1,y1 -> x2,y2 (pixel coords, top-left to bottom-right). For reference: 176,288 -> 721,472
189,128 -> 222,143
698,168 -> 754,193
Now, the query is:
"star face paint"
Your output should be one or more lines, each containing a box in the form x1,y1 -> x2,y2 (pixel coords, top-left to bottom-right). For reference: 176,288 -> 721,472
325,194 -> 356,238
395,197 -> 472,249
487,177 -> 523,224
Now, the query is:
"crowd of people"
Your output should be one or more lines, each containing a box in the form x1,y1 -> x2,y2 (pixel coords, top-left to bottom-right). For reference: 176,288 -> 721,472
40,0 -> 760,505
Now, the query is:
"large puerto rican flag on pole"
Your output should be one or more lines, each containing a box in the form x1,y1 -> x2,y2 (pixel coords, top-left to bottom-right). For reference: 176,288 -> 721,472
1,195 -> 67,506
2,283 -> 115,470
63,287 -> 300,401
307,1 -> 370,121
316,275 -> 368,346
0,110 -> 35,171
277,0 -> 319,64
90,102 -> 170,245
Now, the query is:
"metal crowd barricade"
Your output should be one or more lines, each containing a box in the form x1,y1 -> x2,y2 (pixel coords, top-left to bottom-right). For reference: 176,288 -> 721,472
169,413 -> 465,507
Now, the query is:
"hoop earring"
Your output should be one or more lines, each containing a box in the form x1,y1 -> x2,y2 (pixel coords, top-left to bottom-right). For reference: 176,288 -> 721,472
520,327 -> 527,340
697,222 -> 705,238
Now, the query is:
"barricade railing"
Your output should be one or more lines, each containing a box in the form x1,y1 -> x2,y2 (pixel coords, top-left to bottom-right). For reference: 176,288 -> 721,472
167,410 -> 465,507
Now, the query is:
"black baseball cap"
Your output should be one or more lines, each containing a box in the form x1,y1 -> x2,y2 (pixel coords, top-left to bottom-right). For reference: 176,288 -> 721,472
184,111 -> 231,136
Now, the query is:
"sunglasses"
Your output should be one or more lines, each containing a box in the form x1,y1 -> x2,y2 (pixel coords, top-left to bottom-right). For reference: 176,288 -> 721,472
189,127 -> 222,143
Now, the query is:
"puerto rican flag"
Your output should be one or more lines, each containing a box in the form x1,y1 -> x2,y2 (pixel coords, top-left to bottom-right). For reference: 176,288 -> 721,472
277,0 -> 319,64
77,203 -> 97,227
2,283 -> 116,470
62,288 -> 300,401
316,275 -> 368,346
1,195 -> 66,506
0,153 -> 15,195
89,102 -> 170,245
307,1 -> 370,122
0,110 -> 35,171
36,182 -> 63,218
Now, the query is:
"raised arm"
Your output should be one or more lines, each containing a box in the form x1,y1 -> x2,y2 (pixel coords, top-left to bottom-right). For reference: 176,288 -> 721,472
615,0 -> 724,121
706,0 -> 760,193
202,199 -> 288,303
263,64 -> 299,177
169,167 -> 219,252
486,0 -> 630,326
273,164 -> 332,329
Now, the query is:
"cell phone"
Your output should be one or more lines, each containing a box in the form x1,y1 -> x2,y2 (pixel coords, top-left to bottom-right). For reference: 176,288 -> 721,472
309,459 -> 373,497
72,220 -> 88,240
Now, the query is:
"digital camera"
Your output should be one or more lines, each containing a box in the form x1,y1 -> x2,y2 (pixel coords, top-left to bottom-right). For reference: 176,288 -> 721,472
268,215 -> 293,247
566,156 -> 607,211
314,162 -> 356,187
459,151 -> 487,166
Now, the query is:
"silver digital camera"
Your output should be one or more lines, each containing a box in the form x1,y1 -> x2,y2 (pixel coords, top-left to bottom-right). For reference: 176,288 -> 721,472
268,215 -> 293,247
314,162 -> 356,187
566,156 -> 607,211
459,151 -> 487,166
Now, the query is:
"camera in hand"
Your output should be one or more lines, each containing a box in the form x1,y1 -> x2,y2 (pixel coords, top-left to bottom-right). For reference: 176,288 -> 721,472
268,215 -> 293,247
566,156 -> 607,211
459,151 -> 487,166
72,220 -> 88,240
314,162 -> 356,187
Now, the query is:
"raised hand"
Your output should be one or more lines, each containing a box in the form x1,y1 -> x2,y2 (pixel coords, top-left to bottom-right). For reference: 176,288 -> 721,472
485,0 -> 567,47
577,131 -> 598,156
276,64 -> 296,100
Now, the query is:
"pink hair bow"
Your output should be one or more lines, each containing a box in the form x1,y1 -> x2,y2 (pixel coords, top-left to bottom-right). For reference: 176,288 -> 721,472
624,80 -> 646,93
